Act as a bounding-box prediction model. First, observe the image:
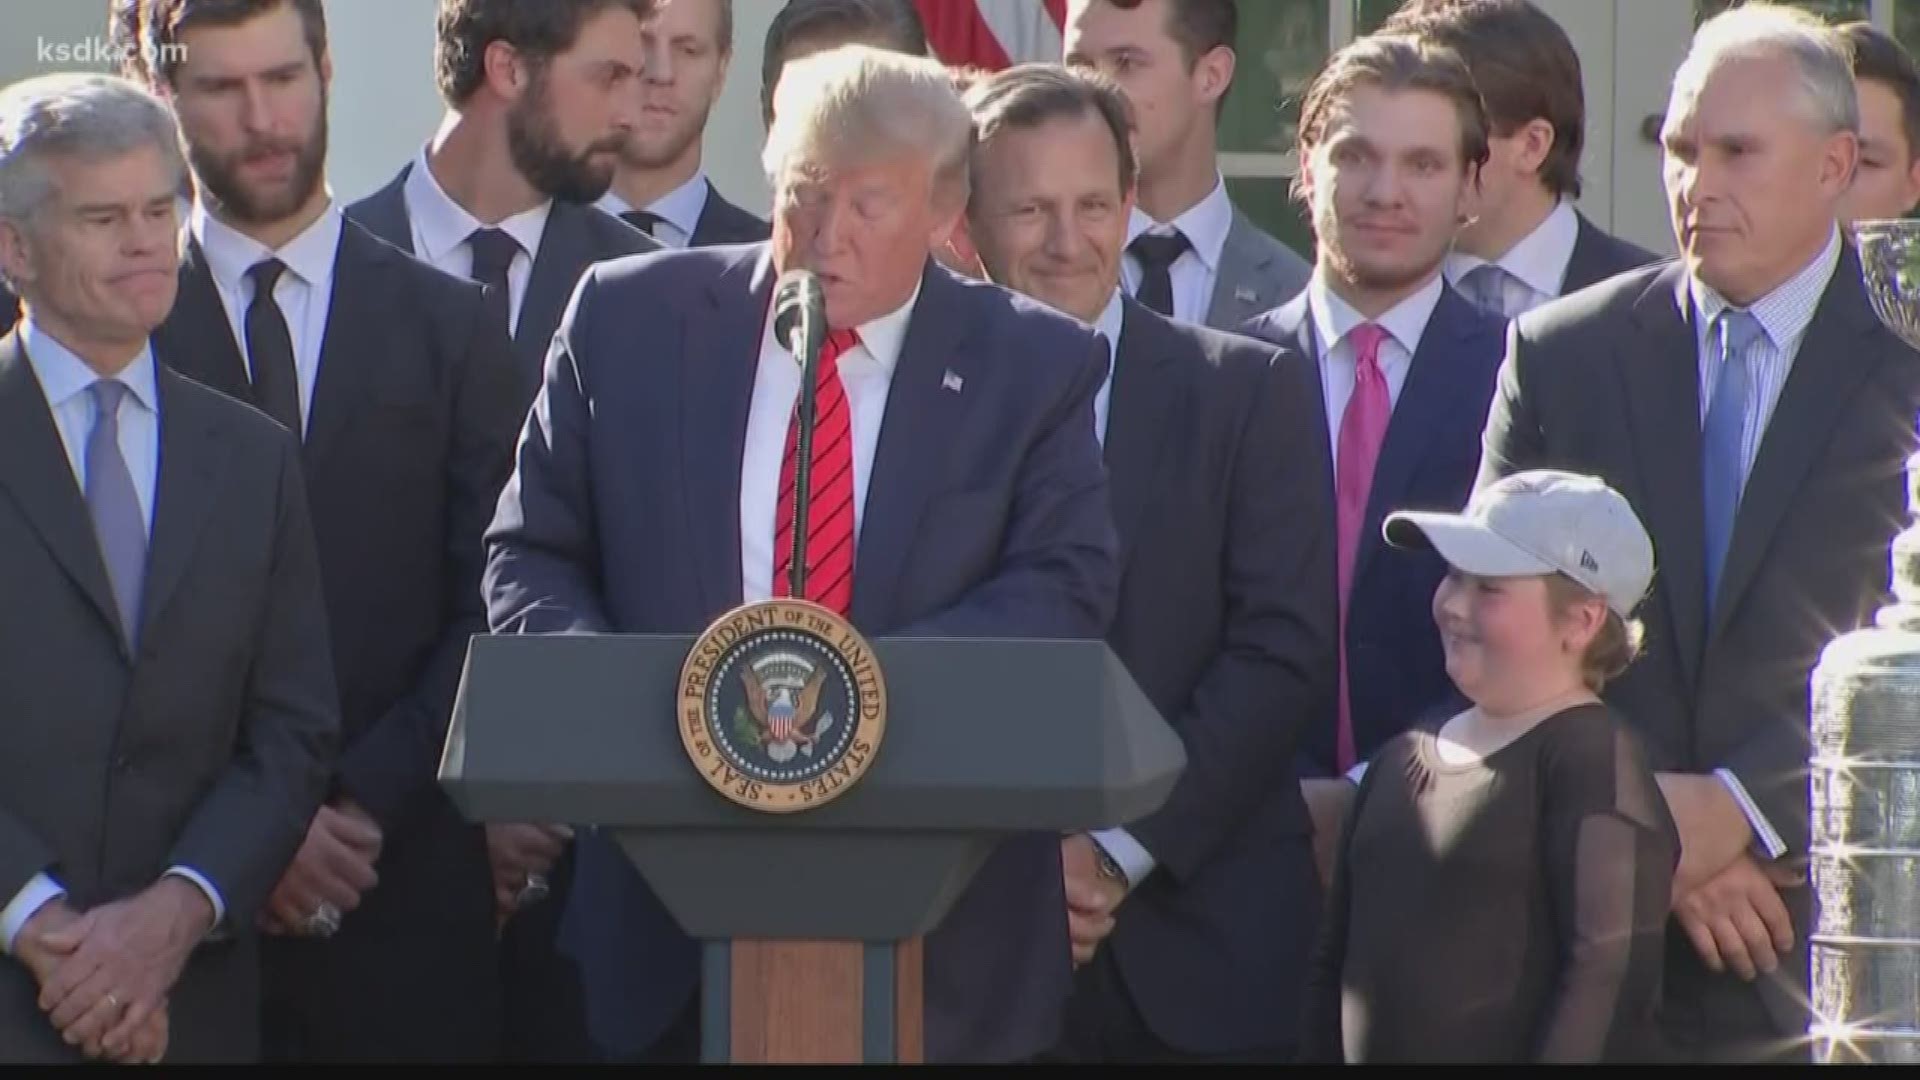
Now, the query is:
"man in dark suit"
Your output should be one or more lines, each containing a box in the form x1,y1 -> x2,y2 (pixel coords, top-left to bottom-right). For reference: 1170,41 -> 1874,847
595,0 -> 769,246
0,71 -> 336,1064
344,2 -> 661,1059
1477,6 -> 1920,1061
963,64 -> 1333,1063
1239,35 -> 1507,884
140,0 -> 526,1061
485,44 -> 1117,1063
1383,0 -> 1658,316
1064,0 -> 1311,331
346,0 -> 660,381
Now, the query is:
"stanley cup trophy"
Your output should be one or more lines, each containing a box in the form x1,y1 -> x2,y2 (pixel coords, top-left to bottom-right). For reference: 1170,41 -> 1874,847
1810,219 -> 1920,1063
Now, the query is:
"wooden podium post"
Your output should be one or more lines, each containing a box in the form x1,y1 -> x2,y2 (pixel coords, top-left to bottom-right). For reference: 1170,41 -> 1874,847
706,939 -> 924,1063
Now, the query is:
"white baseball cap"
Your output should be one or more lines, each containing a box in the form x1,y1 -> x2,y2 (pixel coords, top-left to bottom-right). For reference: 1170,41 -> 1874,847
1383,470 -> 1655,619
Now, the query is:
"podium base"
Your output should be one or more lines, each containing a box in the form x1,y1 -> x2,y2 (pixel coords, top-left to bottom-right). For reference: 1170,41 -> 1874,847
701,939 -> 924,1063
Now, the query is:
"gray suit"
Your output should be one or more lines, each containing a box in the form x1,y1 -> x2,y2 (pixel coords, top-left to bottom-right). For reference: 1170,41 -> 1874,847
1206,210 -> 1311,332
0,333 -> 338,1061
1477,246 -> 1920,1058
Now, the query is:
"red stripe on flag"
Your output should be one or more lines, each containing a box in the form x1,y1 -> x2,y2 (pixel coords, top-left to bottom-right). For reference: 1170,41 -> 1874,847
916,0 -> 1014,70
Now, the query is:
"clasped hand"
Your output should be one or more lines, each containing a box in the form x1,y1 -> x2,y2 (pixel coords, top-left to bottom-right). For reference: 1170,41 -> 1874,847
14,876 -> 213,1063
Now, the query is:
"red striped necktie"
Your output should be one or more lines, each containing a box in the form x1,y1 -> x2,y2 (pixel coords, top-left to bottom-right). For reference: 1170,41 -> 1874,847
774,328 -> 859,615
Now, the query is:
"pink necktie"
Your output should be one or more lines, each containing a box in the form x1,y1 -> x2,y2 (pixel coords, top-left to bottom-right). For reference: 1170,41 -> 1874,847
1334,324 -> 1392,774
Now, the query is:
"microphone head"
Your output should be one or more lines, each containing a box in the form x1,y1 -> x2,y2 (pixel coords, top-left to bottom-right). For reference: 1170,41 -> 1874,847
773,269 -> 826,357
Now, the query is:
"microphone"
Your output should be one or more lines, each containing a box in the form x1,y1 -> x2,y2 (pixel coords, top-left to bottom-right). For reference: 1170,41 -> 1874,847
773,268 -> 827,365
773,269 -> 828,601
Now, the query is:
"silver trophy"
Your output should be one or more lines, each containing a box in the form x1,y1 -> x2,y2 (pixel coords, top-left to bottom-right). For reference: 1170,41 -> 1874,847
1809,219 -> 1920,1064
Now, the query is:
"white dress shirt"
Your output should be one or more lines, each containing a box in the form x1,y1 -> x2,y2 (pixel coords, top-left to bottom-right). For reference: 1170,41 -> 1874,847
2,322 -> 226,953
1308,270 -> 1445,472
1123,173 -> 1234,325
739,284 -> 921,604
1444,196 -> 1580,318
595,169 -> 709,250
402,148 -> 551,336
1688,225 -> 1842,861
191,201 -> 343,435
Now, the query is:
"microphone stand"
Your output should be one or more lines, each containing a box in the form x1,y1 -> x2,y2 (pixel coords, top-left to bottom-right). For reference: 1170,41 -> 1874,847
787,319 -> 821,601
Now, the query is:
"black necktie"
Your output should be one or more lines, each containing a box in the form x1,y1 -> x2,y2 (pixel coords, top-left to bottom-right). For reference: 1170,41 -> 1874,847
620,209 -> 664,238
245,258 -> 301,433
1129,230 -> 1190,318
467,227 -> 520,337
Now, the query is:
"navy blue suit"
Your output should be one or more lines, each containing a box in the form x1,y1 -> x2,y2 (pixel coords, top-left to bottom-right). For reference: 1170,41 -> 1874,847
482,243 -> 1119,1062
1054,300 -> 1334,1061
1239,284 -> 1505,775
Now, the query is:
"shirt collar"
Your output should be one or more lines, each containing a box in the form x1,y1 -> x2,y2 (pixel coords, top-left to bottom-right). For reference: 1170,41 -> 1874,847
1307,269 -> 1446,359
1689,225 -> 1842,348
21,317 -> 159,414
1126,172 -> 1234,273
1446,196 -> 1580,298
1093,288 -> 1126,371
404,146 -> 551,265
847,277 -> 922,373
191,199 -> 343,292
594,171 -> 710,238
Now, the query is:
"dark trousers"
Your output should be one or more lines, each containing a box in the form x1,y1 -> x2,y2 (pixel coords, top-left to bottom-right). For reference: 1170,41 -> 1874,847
1045,944 -> 1296,1064
261,809 -> 500,1062
499,845 -> 597,1062
1659,930 -> 1809,1064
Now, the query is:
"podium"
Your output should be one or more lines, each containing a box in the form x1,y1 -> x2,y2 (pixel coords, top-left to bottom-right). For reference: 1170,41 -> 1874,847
439,630 -> 1184,1063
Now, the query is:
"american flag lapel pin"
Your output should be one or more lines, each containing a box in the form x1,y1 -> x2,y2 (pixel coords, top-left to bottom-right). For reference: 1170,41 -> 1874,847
1234,285 -> 1258,304
942,369 -> 964,393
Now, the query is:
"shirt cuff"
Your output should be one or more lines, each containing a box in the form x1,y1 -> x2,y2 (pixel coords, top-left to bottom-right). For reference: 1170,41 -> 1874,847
1090,828 -> 1158,889
1345,761 -> 1369,785
1714,768 -> 1789,860
2,873 -> 66,956
163,866 -> 227,935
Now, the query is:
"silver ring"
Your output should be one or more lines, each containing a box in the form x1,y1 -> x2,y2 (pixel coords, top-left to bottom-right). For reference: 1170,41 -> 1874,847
103,992 -> 121,1011
516,872 -> 550,907
303,901 -> 341,938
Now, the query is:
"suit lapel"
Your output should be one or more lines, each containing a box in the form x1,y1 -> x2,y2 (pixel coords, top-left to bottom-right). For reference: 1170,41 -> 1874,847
1350,287 -> 1483,587
346,166 -> 416,255
681,247 -> 770,615
1709,245 -> 1884,644
1207,216 -> 1272,329
302,223 -> 389,464
163,240 -> 252,403
1103,300 -> 1181,569
1621,265 -> 1708,689
519,203 -> 593,373
138,367 -> 225,644
850,264 -> 977,630
0,334 -> 125,648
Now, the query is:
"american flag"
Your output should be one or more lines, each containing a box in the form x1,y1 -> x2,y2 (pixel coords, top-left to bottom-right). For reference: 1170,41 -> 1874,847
915,0 -> 1069,70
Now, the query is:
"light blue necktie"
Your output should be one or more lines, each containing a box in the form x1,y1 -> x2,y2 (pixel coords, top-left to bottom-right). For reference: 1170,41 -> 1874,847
1702,309 -> 1764,615
85,380 -> 146,644
1460,262 -> 1516,318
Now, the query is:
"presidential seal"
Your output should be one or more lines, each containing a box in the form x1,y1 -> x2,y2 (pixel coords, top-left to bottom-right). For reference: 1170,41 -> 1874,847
678,599 -> 887,813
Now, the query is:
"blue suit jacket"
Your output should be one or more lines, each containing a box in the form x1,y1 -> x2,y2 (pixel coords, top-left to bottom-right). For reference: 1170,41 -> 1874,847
482,243 -> 1119,1062
1239,284 -> 1505,775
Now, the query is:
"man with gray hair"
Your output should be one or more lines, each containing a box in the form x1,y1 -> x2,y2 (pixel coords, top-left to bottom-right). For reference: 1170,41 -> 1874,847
483,44 -> 1116,1063
0,72 -> 337,1062
1479,3 -> 1920,1060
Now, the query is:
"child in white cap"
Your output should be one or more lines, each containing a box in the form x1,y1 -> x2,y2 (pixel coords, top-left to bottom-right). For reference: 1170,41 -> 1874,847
1302,470 -> 1678,1063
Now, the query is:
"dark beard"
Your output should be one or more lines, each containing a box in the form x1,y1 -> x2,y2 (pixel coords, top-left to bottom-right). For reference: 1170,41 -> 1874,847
191,106 -> 328,226
506,81 -> 620,203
